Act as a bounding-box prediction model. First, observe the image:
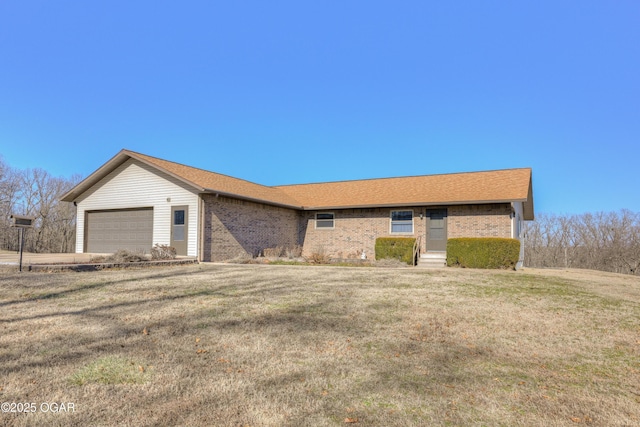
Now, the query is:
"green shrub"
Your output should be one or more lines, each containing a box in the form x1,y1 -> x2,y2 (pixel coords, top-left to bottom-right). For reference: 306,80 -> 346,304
375,237 -> 417,265
447,238 -> 520,269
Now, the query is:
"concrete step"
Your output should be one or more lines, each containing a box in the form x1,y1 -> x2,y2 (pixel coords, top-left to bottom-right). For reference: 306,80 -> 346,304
416,252 -> 447,268
420,252 -> 446,259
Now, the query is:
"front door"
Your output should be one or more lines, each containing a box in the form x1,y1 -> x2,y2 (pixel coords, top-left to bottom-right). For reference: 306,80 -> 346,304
425,209 -> 447,252
170,206 -> 188,256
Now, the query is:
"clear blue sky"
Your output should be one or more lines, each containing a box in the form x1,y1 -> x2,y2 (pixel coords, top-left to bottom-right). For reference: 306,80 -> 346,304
1,1 -> 638,215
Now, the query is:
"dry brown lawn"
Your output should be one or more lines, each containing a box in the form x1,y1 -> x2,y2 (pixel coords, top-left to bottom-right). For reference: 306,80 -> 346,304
0,264 -> 639,426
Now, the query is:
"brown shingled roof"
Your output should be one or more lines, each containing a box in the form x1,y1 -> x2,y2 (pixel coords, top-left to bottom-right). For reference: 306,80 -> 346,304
129,151 -> 302,208
276,168 -> 533,209
61,149 -> 534,219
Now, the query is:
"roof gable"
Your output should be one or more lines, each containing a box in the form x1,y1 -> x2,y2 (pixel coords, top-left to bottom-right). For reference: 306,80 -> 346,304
129,151 -> 302,207
61,149 -> 301,208
61,149 -> 534,219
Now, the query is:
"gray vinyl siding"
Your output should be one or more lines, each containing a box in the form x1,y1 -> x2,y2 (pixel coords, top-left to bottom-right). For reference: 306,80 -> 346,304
75,158 -> 199,256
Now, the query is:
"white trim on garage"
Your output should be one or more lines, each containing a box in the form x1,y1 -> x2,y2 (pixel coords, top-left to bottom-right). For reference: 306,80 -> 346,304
75,158 -> 200,256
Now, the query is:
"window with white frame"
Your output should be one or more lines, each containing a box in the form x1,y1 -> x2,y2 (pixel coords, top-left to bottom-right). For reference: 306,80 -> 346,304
390,210 -> 413,233
315,212 -> 335,229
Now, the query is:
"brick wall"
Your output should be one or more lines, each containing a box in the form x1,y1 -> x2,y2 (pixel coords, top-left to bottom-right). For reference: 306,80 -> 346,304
300,207 -> 427,260
202,195 -> 300,261
201,197 -> 513,261
447,204 -> 512,238
301,204 -> 513,260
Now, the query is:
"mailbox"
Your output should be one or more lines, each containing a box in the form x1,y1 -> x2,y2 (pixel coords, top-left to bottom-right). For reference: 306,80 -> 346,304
10,215 -> 34,228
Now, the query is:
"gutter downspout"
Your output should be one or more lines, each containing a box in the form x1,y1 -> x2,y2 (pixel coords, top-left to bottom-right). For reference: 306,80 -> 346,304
512,202 -> 525,270
198,195 -> 204,262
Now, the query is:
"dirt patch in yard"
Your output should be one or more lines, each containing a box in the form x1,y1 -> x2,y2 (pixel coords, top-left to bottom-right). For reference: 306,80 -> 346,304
0,265 -> 638,426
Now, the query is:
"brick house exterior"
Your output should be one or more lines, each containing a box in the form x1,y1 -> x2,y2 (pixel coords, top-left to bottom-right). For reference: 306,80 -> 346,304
202,195 -> 300,261
301,203 -> 514,261
447,204 -> 513,239
62,150 -> 534,264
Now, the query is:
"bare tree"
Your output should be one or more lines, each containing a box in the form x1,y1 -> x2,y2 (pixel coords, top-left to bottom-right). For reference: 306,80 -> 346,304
0,157 -> 24,251
0,157 -> 79,253
524,210 -> 640,275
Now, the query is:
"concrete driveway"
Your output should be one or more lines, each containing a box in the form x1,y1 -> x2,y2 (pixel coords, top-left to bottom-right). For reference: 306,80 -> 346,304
0,252 -> 105,266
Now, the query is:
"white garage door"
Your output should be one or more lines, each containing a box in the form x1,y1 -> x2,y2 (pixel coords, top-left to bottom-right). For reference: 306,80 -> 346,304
85,209 -> 154,253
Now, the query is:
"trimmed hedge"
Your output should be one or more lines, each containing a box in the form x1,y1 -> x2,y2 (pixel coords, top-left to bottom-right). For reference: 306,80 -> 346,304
375,237 -> 416,265
447,238 -> 520,269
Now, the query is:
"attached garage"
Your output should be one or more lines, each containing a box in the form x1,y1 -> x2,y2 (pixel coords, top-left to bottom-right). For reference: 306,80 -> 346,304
63,154 -> 201,257
85,208 -> 154,253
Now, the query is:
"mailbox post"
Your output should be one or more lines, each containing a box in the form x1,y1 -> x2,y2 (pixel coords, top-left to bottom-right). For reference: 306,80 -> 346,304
10,215 -> 34,272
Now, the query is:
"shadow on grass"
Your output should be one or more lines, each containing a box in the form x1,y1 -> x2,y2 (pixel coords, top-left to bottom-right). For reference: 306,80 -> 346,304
0,266 -> 321,374
0,266 -> 210,309
1,265 -> 637,426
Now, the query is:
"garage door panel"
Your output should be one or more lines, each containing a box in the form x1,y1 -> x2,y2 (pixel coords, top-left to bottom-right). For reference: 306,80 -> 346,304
86,209 -> 153,253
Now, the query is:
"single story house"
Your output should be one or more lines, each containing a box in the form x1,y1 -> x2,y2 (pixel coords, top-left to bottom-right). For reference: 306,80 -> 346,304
61,149 -> 534,265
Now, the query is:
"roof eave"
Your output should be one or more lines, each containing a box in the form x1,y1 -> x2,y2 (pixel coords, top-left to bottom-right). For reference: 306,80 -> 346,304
125,151 -> 207,193
201,189 -> 303,210
301,198 -> 528,211
60,149 -> 131,202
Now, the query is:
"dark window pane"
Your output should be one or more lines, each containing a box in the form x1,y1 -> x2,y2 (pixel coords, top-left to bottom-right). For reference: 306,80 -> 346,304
392,211 -> 413,221
317,213 -> 334,220
174,210 -> 185,225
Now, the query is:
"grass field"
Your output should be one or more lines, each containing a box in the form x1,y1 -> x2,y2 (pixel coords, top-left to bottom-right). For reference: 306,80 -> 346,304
1,264 -> 639,426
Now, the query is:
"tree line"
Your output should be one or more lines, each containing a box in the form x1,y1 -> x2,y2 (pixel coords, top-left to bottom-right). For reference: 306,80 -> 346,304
523,210 -> 640,276
0,156 -> 80,253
